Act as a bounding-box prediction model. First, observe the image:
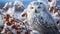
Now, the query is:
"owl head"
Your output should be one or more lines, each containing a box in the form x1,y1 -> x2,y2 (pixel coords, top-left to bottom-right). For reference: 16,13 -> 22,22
21,1 -> 49,21
27,1 -> 48,14
26,1 -> 49,20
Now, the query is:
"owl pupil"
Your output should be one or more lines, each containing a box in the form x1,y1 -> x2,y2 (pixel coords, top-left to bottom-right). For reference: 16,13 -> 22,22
31,7 -> 34,9
40,2 -> 42,4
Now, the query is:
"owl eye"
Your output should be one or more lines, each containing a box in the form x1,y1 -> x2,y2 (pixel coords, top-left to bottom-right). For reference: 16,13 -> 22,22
40,2 -> 42,4
31,7 -> 34,9
38,6 -> 41,9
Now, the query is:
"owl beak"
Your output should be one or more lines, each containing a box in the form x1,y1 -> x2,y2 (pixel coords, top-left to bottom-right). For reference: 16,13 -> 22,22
35,9 -> 37,13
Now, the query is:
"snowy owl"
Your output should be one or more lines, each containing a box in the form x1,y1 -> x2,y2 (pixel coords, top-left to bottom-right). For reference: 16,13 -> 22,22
26,1 -> 59,34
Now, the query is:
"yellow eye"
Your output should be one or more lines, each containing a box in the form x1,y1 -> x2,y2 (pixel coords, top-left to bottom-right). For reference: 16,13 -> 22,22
31,7 -> 34,9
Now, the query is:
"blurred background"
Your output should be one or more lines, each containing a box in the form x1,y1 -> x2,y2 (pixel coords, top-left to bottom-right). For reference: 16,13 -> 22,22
0,0 -> 37,9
